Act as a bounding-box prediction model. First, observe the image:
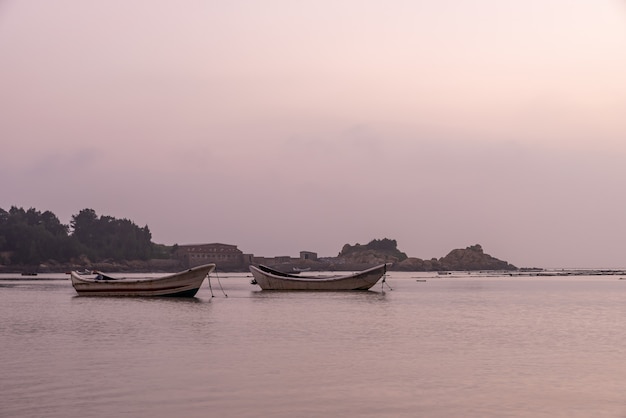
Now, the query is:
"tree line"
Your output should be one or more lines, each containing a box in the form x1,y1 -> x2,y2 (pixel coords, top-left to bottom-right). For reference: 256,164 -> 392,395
0,206 -> 170,265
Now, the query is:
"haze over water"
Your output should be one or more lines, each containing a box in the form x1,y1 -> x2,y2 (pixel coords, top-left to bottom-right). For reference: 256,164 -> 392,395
2,272 -> 626,417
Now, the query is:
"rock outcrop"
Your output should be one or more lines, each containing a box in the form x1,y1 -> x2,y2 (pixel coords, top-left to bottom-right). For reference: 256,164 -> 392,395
439,244 -> 516,271
394,257 -> 443,271
334,238 -> 408,270
394,244 -> 516,271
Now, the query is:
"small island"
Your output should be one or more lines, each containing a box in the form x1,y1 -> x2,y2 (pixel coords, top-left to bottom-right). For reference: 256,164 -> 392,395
264,240 -> 516,272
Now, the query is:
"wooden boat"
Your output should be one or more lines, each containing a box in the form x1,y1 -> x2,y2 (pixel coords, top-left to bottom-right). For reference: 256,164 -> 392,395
70,263 -> 216,297
249,263 -> 390,291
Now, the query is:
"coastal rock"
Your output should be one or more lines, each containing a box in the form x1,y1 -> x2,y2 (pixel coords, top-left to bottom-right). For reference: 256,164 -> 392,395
337,249 -> 402,265
438,244 -> 516,271
336,240 -> 515,272
335,238 -> 407,269
395,257 -> 443,271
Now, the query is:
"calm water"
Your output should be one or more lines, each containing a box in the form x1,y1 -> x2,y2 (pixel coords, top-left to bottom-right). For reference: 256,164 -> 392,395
2,271 -> 626,417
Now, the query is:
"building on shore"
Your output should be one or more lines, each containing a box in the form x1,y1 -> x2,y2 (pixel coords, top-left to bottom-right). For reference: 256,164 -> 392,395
252,251 -> 319,267
175,243 -> 253,270
300,251 -> 317,261
176,243 -> 320,271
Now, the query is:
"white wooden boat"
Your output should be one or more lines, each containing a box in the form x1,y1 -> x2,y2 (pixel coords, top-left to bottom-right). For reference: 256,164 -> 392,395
249,263 -> 390,290
70,263 -> 216,297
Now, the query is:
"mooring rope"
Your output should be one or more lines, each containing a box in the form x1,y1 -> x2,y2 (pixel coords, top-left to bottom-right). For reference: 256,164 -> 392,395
381,272 -> 393,292
207,272 -> 214,297
214,270 -> 228,297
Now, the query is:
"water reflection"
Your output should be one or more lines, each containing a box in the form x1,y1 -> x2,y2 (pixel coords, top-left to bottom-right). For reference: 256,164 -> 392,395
3,273 -> 626,417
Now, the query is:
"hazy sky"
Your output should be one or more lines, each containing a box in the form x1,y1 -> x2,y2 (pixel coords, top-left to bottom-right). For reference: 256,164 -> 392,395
2,1 -> 626,268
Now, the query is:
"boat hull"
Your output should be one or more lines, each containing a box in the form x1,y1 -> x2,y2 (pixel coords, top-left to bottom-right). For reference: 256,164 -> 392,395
70,264 -> 216,297
249,263 -> 390,291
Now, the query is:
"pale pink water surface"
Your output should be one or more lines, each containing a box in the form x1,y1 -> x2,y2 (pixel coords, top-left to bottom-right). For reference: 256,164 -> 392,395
2,272 -> 626,417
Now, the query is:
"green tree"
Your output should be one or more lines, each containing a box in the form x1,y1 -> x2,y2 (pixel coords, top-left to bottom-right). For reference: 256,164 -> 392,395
0,206 -> 160,265
0,206 -> 75,264
70,209 -> 98,252
70,209 -> 154,261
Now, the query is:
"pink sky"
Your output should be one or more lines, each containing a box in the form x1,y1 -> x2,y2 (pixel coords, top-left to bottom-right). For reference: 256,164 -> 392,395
1,0 -> 626,268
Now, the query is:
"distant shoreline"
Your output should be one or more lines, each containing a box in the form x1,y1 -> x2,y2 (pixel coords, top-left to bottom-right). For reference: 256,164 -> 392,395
2,263 -> 626,276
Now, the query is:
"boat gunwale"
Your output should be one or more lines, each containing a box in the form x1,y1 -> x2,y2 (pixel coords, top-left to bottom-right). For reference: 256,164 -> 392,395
70,263 -> 216,284
69,263 -> 216,297
252,263 -> 390,282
